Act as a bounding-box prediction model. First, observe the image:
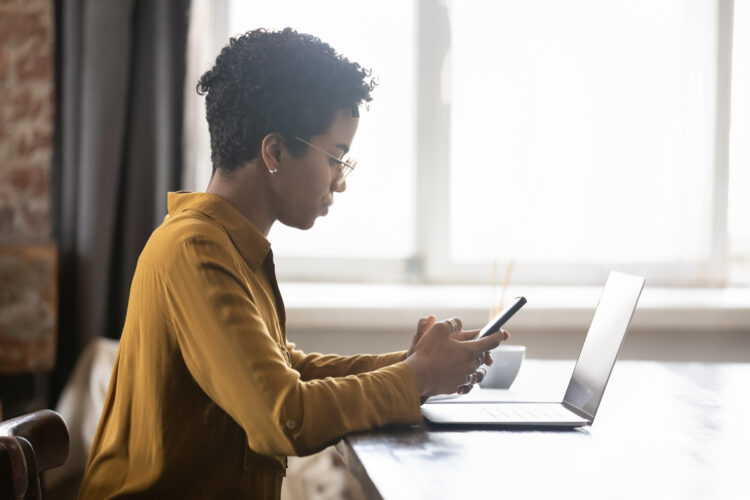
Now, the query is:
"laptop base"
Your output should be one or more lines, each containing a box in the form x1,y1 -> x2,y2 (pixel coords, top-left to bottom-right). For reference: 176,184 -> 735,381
421,402 -> 590,427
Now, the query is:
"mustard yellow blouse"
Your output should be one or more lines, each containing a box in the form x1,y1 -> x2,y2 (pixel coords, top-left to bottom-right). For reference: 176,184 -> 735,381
78,192 -> 422,499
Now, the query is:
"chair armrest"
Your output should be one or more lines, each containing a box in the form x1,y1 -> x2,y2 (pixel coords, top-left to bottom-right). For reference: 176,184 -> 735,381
0,410 -> 69,471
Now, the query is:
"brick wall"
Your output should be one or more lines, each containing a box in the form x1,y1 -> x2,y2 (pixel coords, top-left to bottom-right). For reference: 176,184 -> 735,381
0,0 -> 55,399
0,0 -> 54,239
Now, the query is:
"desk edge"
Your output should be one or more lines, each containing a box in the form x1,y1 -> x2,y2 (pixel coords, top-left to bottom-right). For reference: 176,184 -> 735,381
335,437 -> 384,500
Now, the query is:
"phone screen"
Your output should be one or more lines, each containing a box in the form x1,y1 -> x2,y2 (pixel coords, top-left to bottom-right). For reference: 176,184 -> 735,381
478,296 -> 527,339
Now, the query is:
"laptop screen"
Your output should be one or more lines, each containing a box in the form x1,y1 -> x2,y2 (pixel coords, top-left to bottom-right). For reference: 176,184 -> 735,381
563,271 -> 645,419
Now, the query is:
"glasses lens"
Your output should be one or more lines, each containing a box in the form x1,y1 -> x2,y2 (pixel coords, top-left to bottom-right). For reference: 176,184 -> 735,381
337,159 -> 356,185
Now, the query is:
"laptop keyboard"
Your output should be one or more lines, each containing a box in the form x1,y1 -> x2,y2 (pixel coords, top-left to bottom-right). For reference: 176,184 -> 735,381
482,404 -> 583,422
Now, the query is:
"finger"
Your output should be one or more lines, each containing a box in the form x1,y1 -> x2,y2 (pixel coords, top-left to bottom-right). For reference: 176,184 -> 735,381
484,351 -> 494,366
453,317 -> 463,333
501,329 -> 511,341
417,315 -> 435,333
409,317 -> 433,354
458,379 -> 477,394
475,367 -> 487,383
413,318 -> 426,341
446,317 -> 463,335
467,331 -> 502,354
468,332 -> 502,358
424,316 -> 437,331
414,317 -> 430,340
432,319 -> 453,336
439,317 -> 462,336
464,356 -> 484,376
451,328 -> 480,341
475,354 -> 483,369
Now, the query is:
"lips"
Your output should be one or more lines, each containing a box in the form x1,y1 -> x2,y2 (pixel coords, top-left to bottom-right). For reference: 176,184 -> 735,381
320,194 -> 334,216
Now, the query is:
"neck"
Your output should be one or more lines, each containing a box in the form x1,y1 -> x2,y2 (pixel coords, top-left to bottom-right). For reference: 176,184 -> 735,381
205,162 -> 274,236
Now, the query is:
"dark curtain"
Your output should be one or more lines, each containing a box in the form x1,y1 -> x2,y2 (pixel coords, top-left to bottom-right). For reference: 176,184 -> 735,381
52,0 -> 191,402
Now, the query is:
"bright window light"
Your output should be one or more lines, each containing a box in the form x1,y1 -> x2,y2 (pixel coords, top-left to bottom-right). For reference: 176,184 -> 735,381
729,0 -> 750,264
449,0 -> 717,264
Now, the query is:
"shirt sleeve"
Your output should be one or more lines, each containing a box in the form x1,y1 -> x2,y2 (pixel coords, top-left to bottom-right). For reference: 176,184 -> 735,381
163,231 -> 422,458
287,344 -> 407,380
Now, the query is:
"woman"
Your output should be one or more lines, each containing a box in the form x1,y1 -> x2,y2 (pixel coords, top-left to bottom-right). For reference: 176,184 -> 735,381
79,28 -> 506,499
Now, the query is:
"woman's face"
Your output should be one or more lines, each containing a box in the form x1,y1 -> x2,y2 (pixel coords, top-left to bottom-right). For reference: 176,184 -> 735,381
270,108 -> 359,230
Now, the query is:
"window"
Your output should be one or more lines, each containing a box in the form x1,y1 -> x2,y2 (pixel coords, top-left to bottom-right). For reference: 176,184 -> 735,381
184,0 -> 746,287
729,0 -> 750,282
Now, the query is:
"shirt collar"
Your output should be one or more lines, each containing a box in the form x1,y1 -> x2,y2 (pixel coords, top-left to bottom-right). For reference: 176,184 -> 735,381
167,191 -> 271,271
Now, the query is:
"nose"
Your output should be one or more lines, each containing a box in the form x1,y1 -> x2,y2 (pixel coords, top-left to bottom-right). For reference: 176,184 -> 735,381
333,179 -> 347,193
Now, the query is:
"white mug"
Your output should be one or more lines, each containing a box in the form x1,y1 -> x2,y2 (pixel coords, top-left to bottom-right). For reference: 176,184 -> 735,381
479,345 -> 526,389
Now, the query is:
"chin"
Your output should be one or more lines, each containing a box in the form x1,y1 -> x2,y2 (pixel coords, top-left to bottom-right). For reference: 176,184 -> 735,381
281,214 -> 317,231
299,218 -> 316,230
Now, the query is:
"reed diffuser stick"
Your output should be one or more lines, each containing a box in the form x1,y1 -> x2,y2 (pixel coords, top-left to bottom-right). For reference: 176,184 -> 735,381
490,260 -> 498,321
496,259 -> 515,316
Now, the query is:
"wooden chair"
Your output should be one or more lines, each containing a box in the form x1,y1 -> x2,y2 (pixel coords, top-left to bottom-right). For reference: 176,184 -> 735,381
0,410 -> 69,500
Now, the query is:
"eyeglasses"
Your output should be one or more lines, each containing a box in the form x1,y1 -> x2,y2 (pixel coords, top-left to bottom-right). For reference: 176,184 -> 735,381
294,136 -> 357,186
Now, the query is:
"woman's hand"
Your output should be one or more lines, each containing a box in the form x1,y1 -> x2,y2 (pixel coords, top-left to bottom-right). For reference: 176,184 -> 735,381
406,318 -> 509,396
404,317 -> 507,398
450,327 -> 509,393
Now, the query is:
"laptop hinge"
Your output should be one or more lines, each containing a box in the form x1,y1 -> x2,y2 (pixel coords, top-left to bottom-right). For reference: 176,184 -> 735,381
562,401 -> 593,422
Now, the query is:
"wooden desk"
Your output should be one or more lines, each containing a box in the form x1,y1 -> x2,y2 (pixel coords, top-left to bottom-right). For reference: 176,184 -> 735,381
336,360 -> 750,499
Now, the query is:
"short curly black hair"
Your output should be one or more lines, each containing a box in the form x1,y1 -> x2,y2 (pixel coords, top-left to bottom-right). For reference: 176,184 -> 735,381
197,28 -> 376,173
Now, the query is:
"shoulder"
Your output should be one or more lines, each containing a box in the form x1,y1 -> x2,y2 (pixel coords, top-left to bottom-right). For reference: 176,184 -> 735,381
140,210 -> 237,271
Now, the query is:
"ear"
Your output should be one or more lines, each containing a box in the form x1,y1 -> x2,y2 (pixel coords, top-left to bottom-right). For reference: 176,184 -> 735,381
260,133 -> 284,173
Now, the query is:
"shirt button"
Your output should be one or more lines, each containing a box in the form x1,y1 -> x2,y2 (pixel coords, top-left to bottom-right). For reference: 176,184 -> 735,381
285,420 -> 296,430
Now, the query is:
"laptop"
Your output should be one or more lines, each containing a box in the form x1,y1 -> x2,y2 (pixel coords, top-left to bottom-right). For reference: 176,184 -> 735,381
421,270 -> 645,428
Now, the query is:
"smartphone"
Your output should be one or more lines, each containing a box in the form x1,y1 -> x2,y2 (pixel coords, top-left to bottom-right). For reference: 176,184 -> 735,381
477,296 -> 527,339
